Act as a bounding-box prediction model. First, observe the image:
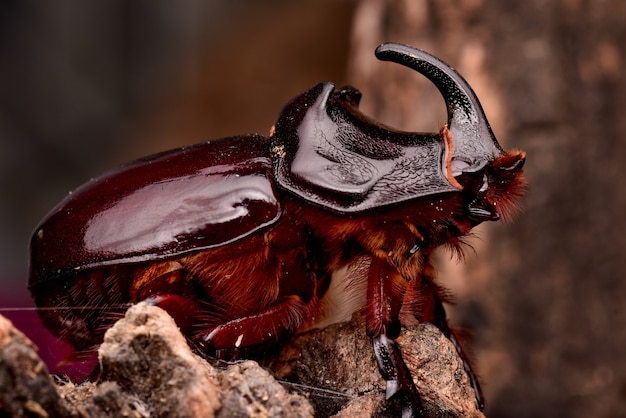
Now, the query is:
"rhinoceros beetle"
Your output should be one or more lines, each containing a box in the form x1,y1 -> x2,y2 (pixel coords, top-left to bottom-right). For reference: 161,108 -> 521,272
29,43 -> 525,415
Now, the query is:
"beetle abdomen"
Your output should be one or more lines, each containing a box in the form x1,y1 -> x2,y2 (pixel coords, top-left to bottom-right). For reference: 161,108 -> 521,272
29,135 -> 282,289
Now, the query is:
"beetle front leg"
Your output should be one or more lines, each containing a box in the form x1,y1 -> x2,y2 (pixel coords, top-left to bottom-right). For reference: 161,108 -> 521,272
366,257 -> 424,417
199,295 -> 307,356
373,334 -> 423,417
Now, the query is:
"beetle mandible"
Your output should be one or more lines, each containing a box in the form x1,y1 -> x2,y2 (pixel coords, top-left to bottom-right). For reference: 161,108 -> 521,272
29,43 -> 526,415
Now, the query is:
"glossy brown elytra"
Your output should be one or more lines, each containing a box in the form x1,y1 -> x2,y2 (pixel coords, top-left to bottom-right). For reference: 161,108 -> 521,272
29,43 -> 525,416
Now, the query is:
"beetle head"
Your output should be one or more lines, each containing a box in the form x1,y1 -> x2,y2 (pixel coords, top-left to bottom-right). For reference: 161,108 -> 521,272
271,82 -> 458,213
271,43 -> 524,217
376,43 -> 526,222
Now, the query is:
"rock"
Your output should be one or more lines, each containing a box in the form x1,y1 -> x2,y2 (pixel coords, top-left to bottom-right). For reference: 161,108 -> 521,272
398,324 -> 485,418
217,361 -> 313,418
330,393 -> 380,418
73,302 -> 313,417
97,302 -> 222,417
1,304 -> 482,417
271,317 -> 382,416
57,381 -> 149,418
272,316 -> 485,417
0,314 -> 69,417
96,302 -> 313,417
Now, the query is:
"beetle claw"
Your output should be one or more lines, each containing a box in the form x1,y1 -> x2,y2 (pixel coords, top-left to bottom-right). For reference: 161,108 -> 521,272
373,334 -> 425,417
385,377 -> 400,399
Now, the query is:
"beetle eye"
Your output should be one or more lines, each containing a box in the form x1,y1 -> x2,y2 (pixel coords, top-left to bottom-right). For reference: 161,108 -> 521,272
451,159 -> 471,178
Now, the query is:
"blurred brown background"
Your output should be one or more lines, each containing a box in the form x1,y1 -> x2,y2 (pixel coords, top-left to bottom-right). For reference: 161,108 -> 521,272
2,1 -> 625,416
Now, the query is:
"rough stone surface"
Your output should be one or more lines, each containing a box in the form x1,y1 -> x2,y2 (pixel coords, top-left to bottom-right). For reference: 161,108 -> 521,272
1,304 -> 482,417
330,393 -> 379,418
272,316 -> 484,418
0,306 -> 314,418
398,325 -> 485,418
0,314 -> 69,417
57,381 -> 149,418
217,361 -> 314,418
97,302 -> 222,417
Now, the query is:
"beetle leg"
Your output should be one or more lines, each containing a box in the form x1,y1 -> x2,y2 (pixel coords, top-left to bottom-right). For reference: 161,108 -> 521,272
200,295 -> 307,352
131,261 -> 209,335
142,293 -> 206,335
366,257 -> 424,416
373,334 -> 424,417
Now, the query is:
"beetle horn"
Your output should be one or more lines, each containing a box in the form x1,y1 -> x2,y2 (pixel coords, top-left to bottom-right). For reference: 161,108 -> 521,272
375,43 -> 502,173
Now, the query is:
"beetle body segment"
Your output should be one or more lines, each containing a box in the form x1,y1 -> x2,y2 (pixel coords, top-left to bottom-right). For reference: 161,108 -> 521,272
29,44 -> 526,415
30,135 -> 281,285
272,82 -> 460,212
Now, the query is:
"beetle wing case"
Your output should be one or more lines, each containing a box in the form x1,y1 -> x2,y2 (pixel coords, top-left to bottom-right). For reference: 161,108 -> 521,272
270,82 -> 459,213
29,135 -> 281,287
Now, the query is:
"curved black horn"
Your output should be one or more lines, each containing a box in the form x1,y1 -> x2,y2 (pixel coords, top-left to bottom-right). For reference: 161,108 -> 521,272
375,43 -> 502,172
